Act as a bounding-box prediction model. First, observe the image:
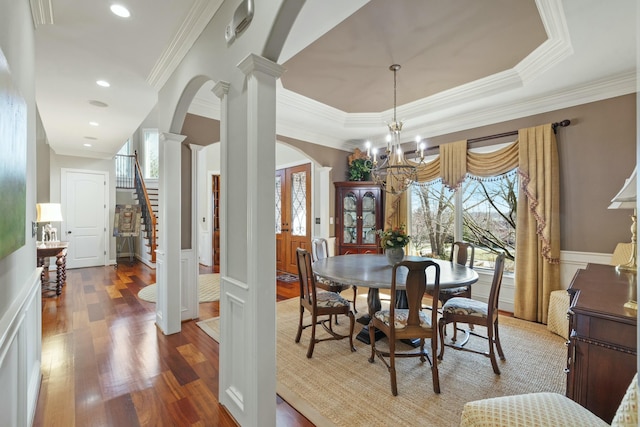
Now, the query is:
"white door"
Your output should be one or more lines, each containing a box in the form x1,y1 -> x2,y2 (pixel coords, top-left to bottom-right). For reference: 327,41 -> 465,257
62,170 -> 108,268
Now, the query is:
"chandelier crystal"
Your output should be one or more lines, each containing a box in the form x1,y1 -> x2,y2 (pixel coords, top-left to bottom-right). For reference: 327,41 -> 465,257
365,64 -> 423,195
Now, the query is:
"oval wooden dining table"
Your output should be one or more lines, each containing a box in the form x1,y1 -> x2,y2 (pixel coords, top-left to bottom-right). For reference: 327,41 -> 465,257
312,253 -> 479,344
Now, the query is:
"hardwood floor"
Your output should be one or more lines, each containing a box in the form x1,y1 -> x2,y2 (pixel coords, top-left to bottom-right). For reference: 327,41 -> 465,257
34,261 -> 313,427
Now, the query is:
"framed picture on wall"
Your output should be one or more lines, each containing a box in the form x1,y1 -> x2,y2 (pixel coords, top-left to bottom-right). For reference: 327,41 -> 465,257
0,47 -> 27,260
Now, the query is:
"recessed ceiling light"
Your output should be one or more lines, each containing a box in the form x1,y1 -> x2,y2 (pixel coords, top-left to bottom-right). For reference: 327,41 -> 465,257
89,121 -> 99,126
110,4 -> 130,18
89,100 -> 108,108
96,80 -> 110,87
84,143 -> 92,147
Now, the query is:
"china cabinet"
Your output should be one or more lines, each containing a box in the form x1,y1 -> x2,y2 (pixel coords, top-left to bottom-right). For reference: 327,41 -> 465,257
335,182 -> 384,255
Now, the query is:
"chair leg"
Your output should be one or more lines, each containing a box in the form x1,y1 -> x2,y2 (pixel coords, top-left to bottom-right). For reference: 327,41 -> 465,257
451,321 -> 458,342
431,336 -> 441,394
347,311 -> 356,352
494,319 -> 505,360
486,321 -> 500,375
295,305 -> 304,343
389,337 -> 397,396
368,324 -> 376,362
437,318 -> 446,361
307,313 -> 317,358
352,286 -> 358,314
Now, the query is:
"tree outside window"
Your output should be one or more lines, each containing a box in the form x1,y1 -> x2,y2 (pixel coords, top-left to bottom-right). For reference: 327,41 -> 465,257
409,169 -> 517,273
143,129 -> 159,179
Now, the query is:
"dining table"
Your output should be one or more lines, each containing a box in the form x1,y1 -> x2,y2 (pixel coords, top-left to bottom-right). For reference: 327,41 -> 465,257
312,253 -> 479,344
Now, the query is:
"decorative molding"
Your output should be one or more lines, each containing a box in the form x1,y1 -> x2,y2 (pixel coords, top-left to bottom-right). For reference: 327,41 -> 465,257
238,54 -> 284,79
29,0 -> 54,28
146,0 -> 224,90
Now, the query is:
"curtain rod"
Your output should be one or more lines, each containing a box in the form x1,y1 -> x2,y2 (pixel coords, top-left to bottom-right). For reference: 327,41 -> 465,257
412,119 -> 571,154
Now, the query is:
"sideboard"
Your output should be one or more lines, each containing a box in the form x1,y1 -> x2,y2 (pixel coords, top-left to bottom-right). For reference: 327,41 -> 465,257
566,263 -> 637,423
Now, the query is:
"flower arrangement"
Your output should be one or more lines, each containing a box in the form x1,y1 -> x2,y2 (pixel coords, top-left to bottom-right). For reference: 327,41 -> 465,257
377,225 -> 411,249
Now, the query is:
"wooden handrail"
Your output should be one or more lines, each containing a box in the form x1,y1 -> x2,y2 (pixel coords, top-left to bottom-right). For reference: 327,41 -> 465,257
133,153 -> 157,262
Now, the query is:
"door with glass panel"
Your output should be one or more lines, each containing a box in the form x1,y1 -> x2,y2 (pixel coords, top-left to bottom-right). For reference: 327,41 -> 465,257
276,163 -> 311,274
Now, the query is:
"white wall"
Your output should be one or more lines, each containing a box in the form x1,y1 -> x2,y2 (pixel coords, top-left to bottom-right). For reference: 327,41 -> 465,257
0,1 -> 43,425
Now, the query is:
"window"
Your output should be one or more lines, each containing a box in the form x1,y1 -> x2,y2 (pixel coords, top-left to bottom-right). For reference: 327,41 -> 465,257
409,149 -> 517,273
143,129 -> 159,179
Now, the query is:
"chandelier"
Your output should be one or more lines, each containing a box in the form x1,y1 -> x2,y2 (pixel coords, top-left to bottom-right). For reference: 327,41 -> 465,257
364,64 -> 425,195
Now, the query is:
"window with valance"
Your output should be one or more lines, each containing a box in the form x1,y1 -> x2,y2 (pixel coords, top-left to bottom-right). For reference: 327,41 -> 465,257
384,123 -> 560,323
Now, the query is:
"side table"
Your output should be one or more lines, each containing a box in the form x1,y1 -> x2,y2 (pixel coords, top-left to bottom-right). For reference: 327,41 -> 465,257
37,241 -> 69,296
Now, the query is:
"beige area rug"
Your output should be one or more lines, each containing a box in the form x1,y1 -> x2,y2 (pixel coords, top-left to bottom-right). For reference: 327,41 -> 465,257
138,274 -> 220,303
197,296 -> 566,427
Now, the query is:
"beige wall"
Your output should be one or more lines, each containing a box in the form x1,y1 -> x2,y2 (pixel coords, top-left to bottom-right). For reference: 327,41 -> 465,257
180,93 -> 636,255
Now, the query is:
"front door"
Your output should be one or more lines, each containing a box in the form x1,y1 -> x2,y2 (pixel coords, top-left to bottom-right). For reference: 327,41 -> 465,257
276,163 -> 311,274
61,169 -> 108,269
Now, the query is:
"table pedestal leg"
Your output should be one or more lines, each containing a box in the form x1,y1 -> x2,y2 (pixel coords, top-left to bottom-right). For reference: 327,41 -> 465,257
356,288 -> 386,344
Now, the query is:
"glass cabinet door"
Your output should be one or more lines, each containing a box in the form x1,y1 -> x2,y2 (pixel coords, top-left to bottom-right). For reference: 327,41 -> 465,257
361,191 -> 377,244
343,192 -> 357,245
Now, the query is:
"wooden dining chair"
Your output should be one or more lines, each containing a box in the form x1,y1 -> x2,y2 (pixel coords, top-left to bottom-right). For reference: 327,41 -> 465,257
311,237 -> 358,314
439,242 -> 475,302
295,248 -> 356,358
438,253 -> 506,374
436,242 -> 475,336
368,259 -> 441,395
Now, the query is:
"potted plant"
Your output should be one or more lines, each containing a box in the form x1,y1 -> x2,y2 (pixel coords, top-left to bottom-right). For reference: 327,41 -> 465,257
377,225 -> 411,265
348,157 -> 371,181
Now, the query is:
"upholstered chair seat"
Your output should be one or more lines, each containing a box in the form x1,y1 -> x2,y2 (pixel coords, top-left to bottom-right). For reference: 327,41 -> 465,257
314,291 -> 351,308
441,298 -> 488,318
460,373 -> 637,427
373,309 -> 431,329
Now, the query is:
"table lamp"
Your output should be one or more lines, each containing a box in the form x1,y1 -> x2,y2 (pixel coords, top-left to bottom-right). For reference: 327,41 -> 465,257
36,203 -> 64,244
608,166 -> 637,311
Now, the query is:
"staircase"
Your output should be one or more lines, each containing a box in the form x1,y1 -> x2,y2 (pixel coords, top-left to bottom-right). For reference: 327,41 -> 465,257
115,153 -> 158,264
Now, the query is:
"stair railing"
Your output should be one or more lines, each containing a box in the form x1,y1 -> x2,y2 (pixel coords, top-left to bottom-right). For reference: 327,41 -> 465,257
133,152 -> 157,262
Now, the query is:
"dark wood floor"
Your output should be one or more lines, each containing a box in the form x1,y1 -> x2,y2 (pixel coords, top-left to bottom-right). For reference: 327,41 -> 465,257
34,260 -> 313,427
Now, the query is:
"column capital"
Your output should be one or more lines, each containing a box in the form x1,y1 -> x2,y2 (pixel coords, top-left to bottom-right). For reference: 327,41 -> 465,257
212,81 -> 230,99
238,54 -> 284,79
189,143 -> 207,152
160,132 -> 187,144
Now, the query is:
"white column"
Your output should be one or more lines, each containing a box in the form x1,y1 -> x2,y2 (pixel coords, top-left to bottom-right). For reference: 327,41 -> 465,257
180,143 -> 206,320
316,165 -> 332,239
156,132 -> 186,335
215,54 -> 283,427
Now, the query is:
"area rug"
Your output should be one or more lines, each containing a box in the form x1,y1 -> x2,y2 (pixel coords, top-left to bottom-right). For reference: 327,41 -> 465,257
196,296 -> 566,426
276,272 -> 298,282
138,274 -> 220,303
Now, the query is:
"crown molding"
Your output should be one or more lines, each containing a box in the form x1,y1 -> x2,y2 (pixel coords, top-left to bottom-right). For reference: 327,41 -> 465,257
147,0 -> 224,90
397,71 -> 637,144
30,0 -> 54,28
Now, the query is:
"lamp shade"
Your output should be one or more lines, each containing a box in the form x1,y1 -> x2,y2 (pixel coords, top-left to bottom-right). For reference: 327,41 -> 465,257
609,167 -> 637,210
36,203 -> 64,223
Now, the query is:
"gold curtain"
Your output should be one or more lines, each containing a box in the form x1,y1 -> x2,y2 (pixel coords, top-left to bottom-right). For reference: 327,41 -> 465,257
515,124 -> 560,322
384,123 -> 560,323
440,140 -> 467,189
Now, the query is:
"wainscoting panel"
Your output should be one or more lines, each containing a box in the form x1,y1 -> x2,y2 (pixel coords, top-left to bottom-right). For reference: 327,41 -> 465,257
468,250 -> 613,315
180,249 -> 197,320
0,268 -> 42,427
155,250 -> 165,326
220,276 -> 249,415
